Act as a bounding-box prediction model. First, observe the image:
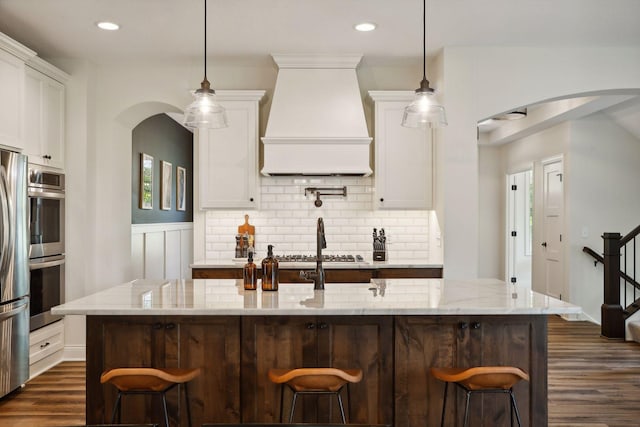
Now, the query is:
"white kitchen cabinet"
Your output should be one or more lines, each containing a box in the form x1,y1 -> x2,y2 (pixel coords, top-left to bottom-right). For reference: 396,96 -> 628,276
29,319 -> 64,379
368,91 -> 433,210
24,58 -> 68,169
0,34 -> 34,151
199,90 -> 265,209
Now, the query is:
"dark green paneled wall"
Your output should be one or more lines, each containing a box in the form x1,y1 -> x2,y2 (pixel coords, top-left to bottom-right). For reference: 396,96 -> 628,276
131,113 -> 193,224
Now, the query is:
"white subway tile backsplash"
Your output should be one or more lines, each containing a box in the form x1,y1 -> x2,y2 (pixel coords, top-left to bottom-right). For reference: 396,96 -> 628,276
203,176 -> 434,261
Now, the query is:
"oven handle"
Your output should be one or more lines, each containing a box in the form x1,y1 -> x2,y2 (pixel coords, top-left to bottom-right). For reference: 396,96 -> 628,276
28,189 -> 65,199
29,255 -> 65,270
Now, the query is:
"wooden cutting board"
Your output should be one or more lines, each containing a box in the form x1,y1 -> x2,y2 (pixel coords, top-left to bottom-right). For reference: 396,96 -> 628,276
238,214 -> 255,246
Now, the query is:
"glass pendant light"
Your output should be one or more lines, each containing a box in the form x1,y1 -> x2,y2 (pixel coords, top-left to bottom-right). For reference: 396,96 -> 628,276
184,0 -> 228,129
402,0 -> 447,128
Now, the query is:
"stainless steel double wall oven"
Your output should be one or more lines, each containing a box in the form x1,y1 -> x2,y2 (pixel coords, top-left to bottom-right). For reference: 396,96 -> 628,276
28,164 -> 65,331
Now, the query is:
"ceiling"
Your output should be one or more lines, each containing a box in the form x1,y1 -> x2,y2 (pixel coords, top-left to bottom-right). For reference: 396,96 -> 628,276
2,0 -> 640,66
2,0 -> 640,140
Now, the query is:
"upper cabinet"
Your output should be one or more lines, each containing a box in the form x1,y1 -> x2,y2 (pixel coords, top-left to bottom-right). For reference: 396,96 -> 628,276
0,33 -> 34,151
24,57 -> 69,169
368,91 -> 433,210
199,90 -> 265,209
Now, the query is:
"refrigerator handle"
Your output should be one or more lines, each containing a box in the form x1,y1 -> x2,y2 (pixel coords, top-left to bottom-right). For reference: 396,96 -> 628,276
0,299 -> 28,322
0,166 -> 10,280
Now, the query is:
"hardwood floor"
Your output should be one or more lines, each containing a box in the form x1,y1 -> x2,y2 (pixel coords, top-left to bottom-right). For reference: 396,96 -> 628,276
0,317 -> 639,426
0,361 -> 85,426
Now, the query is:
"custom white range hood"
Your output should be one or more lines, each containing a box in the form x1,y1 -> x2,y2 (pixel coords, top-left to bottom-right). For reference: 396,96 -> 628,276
261,54 -> 372,176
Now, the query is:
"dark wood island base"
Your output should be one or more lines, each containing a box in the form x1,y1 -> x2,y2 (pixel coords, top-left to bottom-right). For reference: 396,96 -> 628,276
86,314 -> 546,427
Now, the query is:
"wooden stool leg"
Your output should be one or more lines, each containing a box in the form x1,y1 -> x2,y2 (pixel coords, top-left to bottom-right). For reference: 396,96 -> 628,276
161,392 -> 170,427
463,390 -> 472,427
336,391 -> 346,424
510,389 -> 523,427
289,391 -> 299,423
439,381 -> 448,427
184,382 -> 193,427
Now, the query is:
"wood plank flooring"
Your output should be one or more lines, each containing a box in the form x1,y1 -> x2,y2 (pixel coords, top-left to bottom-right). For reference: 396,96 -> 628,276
0,316 -> 639,426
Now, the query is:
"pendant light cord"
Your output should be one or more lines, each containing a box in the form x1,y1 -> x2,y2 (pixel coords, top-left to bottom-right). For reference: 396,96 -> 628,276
422,0 -> 426,81
203,0 -> 207,81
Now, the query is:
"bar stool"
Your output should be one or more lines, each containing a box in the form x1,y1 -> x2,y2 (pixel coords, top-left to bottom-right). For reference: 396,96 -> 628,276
100,367 -> 201,427
268,367 -> 363,423
430,366 -> 529,427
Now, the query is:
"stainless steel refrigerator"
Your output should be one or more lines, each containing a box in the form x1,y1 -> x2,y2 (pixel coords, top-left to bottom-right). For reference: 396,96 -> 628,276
0,149 -> 29,399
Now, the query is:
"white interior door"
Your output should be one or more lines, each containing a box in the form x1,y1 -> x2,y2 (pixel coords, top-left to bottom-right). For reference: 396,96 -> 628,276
506,170 -> 533,288
542,159 -> 564,299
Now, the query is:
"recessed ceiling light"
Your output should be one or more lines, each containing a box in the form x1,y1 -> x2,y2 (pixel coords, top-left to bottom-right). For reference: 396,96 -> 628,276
96,21 -> 120,31
354,22 -> 376,32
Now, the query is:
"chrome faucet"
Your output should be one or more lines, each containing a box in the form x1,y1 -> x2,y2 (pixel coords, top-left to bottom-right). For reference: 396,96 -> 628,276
300,217 -> 326,290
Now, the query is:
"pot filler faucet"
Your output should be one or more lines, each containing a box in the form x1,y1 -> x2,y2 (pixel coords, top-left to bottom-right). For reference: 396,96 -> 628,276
300,217 -> 327,290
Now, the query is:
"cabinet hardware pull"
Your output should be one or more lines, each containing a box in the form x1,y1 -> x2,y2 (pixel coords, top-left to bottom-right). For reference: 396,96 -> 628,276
40,342 -> 50,349
380,198 -> 384,202
459,322 -> 468,330
318,322 -> 328,329
305,322 -> 315,329
250,198 -> 254,202
471,322 -> 481,329
153,322 -> 164,330
165,323 -> 176,330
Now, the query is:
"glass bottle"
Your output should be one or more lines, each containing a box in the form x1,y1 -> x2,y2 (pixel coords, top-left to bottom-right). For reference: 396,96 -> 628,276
243,251 -> 257,290
261,244 -> 279,291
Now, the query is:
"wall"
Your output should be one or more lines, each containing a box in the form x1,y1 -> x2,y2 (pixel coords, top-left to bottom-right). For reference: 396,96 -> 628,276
440,46 -> 640,282
477,145 -> 503,279
201,176 -> 432,261
568,113 -> 640,322
131,113 -> 193,224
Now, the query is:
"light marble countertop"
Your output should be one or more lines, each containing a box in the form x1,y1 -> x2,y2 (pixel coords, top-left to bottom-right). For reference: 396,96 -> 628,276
52,278 -> 580,316
190,258 -> 443,269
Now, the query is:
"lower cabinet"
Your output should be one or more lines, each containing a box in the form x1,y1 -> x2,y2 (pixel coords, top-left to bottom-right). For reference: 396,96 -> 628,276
86,316 -> 241,427
86,314 -> 546,427
241,316 -> 394,424
395,315 -> 547,427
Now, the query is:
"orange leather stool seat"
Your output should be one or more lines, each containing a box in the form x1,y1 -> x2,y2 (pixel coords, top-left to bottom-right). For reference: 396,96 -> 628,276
430,366 -> 529,427
268,368 -> 363,423
100,367 -> 201,427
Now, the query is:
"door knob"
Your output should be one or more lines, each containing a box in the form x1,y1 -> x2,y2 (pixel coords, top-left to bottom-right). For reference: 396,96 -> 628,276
541,242 -> 547,247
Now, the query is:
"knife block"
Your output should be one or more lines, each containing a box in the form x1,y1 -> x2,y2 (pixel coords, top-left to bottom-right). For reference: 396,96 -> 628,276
373,249 -> 387,261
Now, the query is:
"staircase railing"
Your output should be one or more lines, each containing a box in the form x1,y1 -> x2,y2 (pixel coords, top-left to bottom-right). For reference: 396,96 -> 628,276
585,224 -> 640,338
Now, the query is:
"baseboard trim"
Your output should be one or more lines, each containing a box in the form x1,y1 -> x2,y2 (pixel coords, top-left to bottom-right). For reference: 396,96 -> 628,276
62,345 -> 86,361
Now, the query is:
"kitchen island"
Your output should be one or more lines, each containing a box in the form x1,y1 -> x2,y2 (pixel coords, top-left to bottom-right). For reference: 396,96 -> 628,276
53,278 -> 579,427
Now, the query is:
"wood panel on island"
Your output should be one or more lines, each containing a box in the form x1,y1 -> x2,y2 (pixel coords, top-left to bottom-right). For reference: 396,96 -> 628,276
85,313 -> 544,426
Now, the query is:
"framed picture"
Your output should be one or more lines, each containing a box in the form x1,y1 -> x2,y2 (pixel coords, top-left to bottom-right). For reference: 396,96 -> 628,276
139,153 -> 153,209
176,166 -> 186,211
161,160 -> 172,210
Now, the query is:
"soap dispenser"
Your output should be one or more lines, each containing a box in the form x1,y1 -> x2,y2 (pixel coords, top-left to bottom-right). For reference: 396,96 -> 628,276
261,244 -> 279,291
243,251 -> 257,290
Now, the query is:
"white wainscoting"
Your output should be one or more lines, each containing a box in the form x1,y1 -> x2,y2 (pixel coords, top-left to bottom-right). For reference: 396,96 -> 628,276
131,222 -> 193,279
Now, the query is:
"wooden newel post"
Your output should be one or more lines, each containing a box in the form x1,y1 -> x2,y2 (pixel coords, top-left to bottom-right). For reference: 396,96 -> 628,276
601,232 -> 624,339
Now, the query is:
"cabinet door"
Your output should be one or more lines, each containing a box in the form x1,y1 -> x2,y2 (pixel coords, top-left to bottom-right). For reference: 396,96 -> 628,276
166,316 -> 242,426
395,315 -> 546,427
42,76 -> 65,168
24,66 -> 65,168
241,316 -> 316,422
318,316 -> 394,425
466,315 -> 547,427
372,97 -> 433,210
0,49 -> 24,150
86,316 -> 165,425
199,100 -> 259,209
395,316 -> 463,427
